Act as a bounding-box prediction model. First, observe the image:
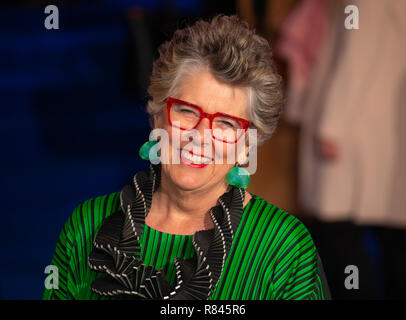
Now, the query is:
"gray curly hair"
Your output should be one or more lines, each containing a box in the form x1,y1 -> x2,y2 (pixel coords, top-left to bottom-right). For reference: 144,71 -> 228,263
147,14 -> 284,145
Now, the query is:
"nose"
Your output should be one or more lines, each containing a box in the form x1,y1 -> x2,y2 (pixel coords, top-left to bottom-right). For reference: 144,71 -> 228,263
196,117 -> 210,131
188,117 -> 211,146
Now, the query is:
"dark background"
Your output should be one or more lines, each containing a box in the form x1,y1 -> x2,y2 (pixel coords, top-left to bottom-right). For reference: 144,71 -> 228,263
0,0 -> 238,299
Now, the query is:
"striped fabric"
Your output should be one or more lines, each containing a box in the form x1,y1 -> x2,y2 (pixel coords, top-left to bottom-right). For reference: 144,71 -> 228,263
43,192 -> 330,300
140,224 -> 196,286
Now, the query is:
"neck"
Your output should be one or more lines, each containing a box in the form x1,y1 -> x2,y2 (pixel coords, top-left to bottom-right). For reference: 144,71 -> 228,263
146,173 -> 230,234
161,178 -> 229,219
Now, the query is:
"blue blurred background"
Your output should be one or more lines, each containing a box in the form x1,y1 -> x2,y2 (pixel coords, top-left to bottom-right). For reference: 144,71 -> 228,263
0,0 -> 237,299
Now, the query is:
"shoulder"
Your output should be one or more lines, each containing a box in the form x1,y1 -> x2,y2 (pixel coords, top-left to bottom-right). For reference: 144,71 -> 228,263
243,194 -> 311,237
241,194 -> 315,257
241,195 -> 327,299
63,191 -> 121,243
45,192 -> 122,300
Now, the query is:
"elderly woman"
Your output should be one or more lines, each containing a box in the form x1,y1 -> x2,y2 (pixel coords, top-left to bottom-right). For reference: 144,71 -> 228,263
43,15 -> 330,300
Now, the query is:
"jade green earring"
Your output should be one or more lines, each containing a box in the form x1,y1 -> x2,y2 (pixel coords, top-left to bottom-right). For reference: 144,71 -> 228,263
139,140 -> 159,161
226,165 -> 251,189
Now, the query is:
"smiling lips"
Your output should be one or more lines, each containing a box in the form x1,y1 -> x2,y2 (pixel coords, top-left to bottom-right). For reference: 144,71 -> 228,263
179,149 -> 212,168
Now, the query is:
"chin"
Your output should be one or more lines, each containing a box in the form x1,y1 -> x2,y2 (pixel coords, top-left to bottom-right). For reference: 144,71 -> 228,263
164,163 -> 213,191
174,177 -> 204,191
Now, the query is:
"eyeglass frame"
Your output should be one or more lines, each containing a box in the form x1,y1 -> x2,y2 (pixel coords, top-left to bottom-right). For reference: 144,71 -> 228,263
165,97 -> 251,144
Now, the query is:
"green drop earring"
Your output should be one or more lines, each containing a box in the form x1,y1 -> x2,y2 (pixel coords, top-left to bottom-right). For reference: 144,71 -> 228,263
139,140 -> 160,162
226,165 -> 251,189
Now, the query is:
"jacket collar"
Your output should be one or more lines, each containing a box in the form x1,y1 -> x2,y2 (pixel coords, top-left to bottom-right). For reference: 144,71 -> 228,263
88,164 -> 245,299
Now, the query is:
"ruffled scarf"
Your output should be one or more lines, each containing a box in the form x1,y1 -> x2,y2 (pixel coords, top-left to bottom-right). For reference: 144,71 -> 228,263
88,164 -> 245,299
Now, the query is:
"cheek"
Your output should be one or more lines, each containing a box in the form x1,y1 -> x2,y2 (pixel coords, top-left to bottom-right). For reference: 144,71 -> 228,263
212,141 -> 240,166
155,124 -> 180,164
214,163 -> 233,179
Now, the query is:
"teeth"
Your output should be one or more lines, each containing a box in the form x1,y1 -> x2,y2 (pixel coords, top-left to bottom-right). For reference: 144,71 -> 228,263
181,150 -> 210,165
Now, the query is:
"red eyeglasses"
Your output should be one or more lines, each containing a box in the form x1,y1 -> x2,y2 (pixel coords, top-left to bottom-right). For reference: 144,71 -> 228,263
166,97 -> 251,144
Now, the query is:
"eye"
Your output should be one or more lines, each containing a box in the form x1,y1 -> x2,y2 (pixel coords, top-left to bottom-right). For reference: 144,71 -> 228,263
173,104 -> 199,116
214,117 -> 239,129
180,108 -> 195,114
220,120 -> 236,128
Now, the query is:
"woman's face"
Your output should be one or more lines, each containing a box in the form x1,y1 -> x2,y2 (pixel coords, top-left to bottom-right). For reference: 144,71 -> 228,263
153,69 -> 250,193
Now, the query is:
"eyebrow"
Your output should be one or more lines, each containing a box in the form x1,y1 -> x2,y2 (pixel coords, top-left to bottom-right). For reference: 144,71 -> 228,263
175,97 -> 245,119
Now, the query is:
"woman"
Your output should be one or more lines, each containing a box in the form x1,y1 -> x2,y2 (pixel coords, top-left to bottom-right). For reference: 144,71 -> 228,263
43,15 -> 330,300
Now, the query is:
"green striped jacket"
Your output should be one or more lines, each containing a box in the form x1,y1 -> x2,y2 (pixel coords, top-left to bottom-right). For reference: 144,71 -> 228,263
43,191 -> 330,300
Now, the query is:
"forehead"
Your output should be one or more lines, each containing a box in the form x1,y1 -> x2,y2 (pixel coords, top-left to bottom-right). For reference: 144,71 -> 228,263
177,69 -> 249,119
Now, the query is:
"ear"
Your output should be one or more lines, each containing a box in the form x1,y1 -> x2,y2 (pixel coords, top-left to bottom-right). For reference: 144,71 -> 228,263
153,112 -> 163,129
236,143 -> 250,165
238,128 -> 260,165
